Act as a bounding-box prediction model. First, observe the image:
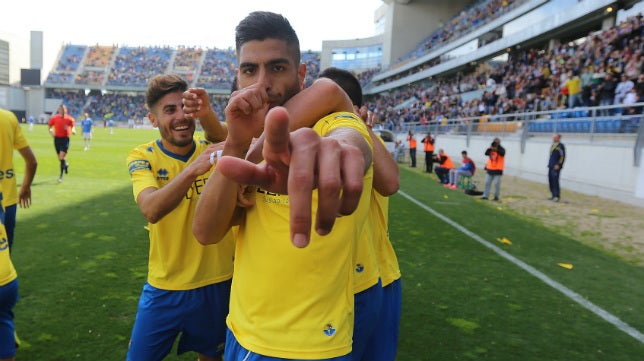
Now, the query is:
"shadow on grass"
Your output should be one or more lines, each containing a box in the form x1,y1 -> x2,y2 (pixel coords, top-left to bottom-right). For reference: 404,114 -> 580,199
12,185 -> 153,360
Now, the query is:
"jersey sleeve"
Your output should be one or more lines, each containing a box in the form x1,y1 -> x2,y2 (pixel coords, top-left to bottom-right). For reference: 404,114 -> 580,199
126,147 -> 158,201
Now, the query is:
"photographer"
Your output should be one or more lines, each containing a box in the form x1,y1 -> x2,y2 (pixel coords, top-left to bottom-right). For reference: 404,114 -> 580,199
481,137 -> 505,201
433,149 -> 453,184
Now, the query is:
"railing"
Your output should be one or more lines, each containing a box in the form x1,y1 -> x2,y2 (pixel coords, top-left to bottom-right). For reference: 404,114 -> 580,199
385,103 -> 644,166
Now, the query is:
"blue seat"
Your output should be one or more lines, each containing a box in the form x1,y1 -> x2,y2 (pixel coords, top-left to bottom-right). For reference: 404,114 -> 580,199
596,120 -> 612,133
574,110 -> 588,118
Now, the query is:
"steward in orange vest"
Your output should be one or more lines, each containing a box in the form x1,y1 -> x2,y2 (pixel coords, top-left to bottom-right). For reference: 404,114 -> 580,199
421,132 -> 435,173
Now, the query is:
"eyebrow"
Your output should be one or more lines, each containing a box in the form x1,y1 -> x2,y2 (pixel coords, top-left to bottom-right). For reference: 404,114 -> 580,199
162,103 -> 178,112
239,58 -> 292,68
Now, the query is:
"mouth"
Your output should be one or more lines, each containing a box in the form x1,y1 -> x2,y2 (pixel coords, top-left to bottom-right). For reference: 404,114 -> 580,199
172,122 -> 193,132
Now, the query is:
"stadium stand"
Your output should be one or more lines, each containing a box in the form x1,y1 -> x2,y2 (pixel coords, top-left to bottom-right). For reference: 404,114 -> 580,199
40,1 -> 642,139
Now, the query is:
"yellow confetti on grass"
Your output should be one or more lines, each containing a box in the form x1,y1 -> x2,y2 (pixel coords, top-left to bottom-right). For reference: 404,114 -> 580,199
558,263 -> 573,270
496,237 -> 512,245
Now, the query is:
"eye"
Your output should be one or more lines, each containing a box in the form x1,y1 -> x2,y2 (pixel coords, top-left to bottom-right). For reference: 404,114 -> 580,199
240,66 -> 256,76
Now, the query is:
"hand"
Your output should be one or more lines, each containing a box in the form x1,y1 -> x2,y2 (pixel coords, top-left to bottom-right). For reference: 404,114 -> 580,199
356,105 -> 377,128
18,187 -> 31,208
189,143 -> 225,176
224,83 -> 270,149
554,164 -> 560,171
216,107 -> 366,248
182,88 -> 212,120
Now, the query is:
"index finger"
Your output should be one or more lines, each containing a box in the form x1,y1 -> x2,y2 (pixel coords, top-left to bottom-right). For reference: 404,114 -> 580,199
262,107 -> 291,168
287,128 -> 320,248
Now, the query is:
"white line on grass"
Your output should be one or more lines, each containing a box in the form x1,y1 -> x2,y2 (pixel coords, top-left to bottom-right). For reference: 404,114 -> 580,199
398,190 -> 644,344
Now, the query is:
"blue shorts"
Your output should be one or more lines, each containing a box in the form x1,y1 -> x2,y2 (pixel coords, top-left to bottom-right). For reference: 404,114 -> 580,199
0,279 -> 19,359
225,328 -> 352,361
352,279 -> 383,361
4,204 -> 16,251
126,279 -> 231,361
362,278 -> 402,361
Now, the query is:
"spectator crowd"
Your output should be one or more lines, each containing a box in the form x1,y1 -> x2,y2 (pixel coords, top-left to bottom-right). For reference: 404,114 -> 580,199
41,0 -> 644,134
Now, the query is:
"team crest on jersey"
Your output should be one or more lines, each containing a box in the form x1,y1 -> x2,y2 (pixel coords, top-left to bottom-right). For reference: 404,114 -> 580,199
323,323 -> 336,337
0,237 -> 8,251
355,263 -> 364,273
146,146 -> 154,152
128,160 -> 151,174
157,168 -> 169,181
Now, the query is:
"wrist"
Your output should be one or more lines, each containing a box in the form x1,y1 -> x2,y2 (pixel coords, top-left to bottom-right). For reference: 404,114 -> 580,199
223,138 -> 251,158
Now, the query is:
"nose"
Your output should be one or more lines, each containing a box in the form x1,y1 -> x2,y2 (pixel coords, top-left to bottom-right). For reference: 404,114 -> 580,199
256,67 -> 272,91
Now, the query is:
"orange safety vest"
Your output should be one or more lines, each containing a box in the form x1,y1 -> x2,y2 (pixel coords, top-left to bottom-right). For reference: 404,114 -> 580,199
423,137 -> 434,152
485,150 -> 505,172
408,136 -> 417,149
440,154 -> 454,169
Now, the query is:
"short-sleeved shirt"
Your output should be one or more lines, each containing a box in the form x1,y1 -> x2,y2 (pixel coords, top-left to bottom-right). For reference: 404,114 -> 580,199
48,114 -> 75,138
371,191 -> 401,287
81,118 -> 93,133
0,109 -> 29,208
228,112 -> 373,359
126,137 -> 235,290
371,137 -> 401,287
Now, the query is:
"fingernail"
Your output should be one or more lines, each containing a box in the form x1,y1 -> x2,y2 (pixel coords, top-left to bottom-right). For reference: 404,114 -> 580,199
292,233 -> 309,248
316,227 -> 330,236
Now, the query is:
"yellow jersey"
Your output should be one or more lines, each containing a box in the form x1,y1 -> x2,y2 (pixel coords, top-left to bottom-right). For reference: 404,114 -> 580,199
0,108 -> 29,208
126,137 -> 235,290
228,112 -> 373,359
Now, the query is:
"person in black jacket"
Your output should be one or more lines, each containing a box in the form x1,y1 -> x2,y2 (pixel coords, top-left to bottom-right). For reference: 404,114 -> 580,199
598,72 -> 617,116
548,133 -> 566,202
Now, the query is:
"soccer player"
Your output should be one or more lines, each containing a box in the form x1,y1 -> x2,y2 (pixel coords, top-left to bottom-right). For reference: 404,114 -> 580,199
80,112 -> 94,151
192,11 -> 373,360
125,74 -> 233,361
316,67 -> 402,361
0,187 -> 20,361
0,107 -> 37,252
48,104 -> 75,182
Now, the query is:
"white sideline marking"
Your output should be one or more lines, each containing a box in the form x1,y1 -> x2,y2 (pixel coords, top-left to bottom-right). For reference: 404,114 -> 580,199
398,190 -> 644,344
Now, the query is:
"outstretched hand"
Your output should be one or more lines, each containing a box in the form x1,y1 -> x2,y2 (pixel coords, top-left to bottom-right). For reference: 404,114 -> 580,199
216,106 -> 366,248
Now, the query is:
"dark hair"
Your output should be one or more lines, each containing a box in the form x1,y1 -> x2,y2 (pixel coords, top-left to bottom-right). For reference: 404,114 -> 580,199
318,67 -> 363,107
235,11 -> 300,63
461,150 -> 468,155
145,74 -> 187,110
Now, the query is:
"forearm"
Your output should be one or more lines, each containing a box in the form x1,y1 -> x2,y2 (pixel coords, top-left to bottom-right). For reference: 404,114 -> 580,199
137,164 -> 203,223
328,127 -> 372,174
18,147 -> 37,188
283,78 -> 353,131
369,129 -> 399,196
200,110 -> 228,143
193,141 -> 246,244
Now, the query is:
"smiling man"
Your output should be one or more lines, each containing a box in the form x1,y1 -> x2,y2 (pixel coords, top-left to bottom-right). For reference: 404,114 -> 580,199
125,74 -> 234,361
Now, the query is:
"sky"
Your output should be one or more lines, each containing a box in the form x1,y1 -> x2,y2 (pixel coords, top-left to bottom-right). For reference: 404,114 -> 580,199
1,0 -> 383,83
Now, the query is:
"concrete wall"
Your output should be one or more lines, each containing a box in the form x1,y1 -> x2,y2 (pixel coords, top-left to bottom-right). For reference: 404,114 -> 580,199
381,0 -> 472,68
405,133 -> 643,207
